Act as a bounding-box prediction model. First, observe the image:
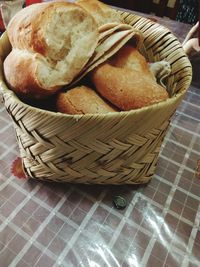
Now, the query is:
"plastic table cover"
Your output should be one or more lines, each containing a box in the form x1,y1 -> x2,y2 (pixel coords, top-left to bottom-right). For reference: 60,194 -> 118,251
0,12 -> 200,267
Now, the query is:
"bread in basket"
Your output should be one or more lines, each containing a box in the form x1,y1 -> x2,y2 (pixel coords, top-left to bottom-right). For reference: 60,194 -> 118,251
0,1 -> 192,184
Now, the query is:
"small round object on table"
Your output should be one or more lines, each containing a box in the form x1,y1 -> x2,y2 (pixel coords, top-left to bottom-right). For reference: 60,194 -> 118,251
113,196 -> 127,210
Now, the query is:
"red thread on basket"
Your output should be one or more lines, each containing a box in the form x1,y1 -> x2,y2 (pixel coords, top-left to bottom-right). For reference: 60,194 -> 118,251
11,157 -> 27,179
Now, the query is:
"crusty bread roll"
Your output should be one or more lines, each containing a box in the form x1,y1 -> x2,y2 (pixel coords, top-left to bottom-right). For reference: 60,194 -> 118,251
3,49 -> 61,98
110,44 -> 171,88
91,45 -> 169,110
76,0 -> 123,27
3,2 -> 99,99
109,45 -> 156,80
56,86 -> 117,115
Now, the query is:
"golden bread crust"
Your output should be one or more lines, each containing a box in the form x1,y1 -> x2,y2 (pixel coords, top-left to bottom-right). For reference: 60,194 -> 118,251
91,62 -> 168,110
110,45 -> 155,79
3,49 -> 60,99
56,86 -> 117,114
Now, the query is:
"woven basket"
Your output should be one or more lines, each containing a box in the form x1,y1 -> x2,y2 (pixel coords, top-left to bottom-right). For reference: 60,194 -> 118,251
0,11 -> 192,184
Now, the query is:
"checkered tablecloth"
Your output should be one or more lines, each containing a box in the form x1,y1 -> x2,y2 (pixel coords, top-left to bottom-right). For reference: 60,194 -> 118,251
1,85 -> 200,267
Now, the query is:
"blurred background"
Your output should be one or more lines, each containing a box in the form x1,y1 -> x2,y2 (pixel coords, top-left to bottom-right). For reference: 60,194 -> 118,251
102,0 -> 199,25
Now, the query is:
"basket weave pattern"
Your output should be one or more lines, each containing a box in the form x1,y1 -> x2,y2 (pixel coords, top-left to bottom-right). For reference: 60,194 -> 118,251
0,11 -> 192,184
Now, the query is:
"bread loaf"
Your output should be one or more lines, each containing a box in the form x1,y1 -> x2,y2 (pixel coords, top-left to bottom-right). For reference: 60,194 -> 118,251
109,45 -> 156,80
3,2 -> 99,99
56,86 -> 117,115
91,45 -> 169,110
76,0 -> 123,27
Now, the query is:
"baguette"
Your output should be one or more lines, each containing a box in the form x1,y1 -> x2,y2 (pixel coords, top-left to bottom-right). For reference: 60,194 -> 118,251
4,1 -> 99,99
